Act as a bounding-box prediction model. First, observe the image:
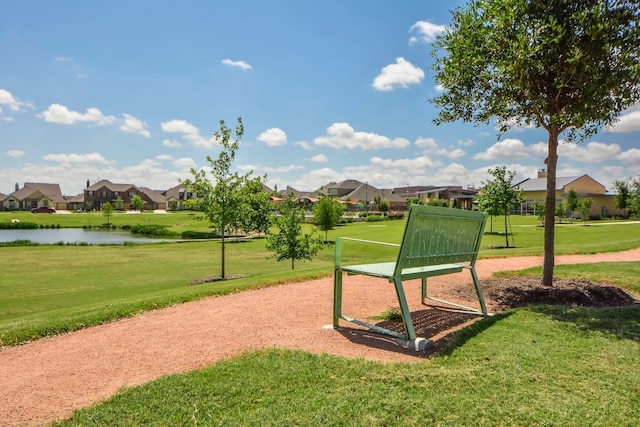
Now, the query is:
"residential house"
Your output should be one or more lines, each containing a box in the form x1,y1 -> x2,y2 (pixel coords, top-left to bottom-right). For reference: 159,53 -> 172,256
84,180 -> 167,210
417,186 -> 479,210
2,182 -> 67,211
514,170 -> 625,218
317,179 -> 406,212
163,184 -> 197,210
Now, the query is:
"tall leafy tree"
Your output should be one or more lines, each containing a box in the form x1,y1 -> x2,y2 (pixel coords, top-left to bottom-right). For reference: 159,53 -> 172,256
476,166 -> 523,247
184,117 -> 250,279
313,195 -> 344,242
240,176 -> 272,237
614,179 -> 631,217
432,0 -> 640,285
578,197 -> 593,224
130,195 -> 144,211
266,194 -> 323,270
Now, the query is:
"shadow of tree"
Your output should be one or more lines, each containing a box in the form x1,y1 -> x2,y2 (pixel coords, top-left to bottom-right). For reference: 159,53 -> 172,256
528,304 -> 640,341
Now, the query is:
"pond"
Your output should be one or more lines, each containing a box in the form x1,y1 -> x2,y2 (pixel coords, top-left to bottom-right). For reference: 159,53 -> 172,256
0,228 -> 175,245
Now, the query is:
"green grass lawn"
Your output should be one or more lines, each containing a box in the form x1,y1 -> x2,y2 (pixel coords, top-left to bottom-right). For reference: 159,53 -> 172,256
1,214 -> 639,346
54,263 -> 640,426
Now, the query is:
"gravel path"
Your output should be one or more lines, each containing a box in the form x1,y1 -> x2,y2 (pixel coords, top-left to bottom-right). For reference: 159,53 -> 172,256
2,248 -> 640,427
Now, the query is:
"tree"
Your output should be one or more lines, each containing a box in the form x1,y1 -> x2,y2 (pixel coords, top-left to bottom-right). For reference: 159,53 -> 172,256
266,194 -> 323,270
377,199 -> 390,214
102,201 -> 114,225
476,166 -> 523,247
554,202 -> 565,223
578,198 -> 593,225
432,0 -> 640,285
565,189 -> 580,221
114,196 -> 125,211
532,199 -> 545,225
628,176 -> 640,219
130,195 -> 144,211
313,195 -> 345,242
240,176 -> 272,237
614,179 -> 631,217
183,117 -> 250,279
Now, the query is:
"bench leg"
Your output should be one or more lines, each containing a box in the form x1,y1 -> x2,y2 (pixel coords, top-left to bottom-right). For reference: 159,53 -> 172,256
393,278 -> 417,341
421,277 -> 427,304
470,267 -> 488,314
333,269 -> 343,328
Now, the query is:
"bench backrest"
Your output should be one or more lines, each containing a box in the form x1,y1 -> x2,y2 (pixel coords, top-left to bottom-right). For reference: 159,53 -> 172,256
393,205 -> 488,276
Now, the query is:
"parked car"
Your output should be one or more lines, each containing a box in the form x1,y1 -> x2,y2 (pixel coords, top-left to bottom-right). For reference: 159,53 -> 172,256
31,206 -> 56,213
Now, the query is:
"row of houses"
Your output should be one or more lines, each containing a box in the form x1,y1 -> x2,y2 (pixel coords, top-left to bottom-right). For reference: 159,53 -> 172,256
0,171 -> 628,218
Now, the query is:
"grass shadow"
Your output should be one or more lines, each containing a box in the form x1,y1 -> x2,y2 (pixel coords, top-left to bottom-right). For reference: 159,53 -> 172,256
528,304 -> 640,341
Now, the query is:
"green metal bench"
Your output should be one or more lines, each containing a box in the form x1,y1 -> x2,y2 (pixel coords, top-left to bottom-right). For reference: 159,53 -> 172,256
333,205 -> 489,345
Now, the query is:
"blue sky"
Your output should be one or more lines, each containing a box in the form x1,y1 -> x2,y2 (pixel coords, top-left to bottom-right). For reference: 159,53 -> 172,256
1,0 -> 639,197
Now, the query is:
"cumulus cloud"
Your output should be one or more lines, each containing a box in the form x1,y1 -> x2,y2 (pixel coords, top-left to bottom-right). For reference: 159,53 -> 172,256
263,164 -> 304,173
315,122 -> 410,150
609,105 -> 640,132
173,157 -> 197,170
294,141 -> 312,150
370,155 -> 440,170
438,148 -> 466,159
311,154 -> 328,163
559,141 -> 621,162
120,113 -> 150,138
7,150 -> 24,158
43,152 -> 112,164
162,139 -> 183,148
371,57 -> 424,92
415,137 -> 437,150
409,21 -> 447,44
156,154 -> 173,161
257,127 -> 287,146
39,104 -> 116,125
617,148 -> 640,168
473,138 -> 529,160
161,119 -> 216,148
222,59 -> 253,71
0,88 -> 34,112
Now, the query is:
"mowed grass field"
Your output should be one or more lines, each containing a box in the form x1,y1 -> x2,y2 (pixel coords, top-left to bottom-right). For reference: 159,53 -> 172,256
3,211 -> 640,426
1,211 -> 640,346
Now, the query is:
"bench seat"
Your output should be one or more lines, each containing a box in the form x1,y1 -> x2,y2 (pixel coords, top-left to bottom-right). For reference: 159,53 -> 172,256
341,262 -> 464,280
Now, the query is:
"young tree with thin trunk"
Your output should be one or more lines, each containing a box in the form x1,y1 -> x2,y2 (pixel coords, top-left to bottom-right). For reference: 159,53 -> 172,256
313,195 -> 344,242
432,0 -> 640,285
565,189 -> 580,221
477,166 -> 523,248
183,117 -> 251,279
102,201 -> 114,225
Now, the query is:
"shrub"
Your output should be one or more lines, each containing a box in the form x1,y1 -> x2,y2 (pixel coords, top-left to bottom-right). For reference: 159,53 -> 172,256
0,221 -> 39,230
130,225 -> 173,236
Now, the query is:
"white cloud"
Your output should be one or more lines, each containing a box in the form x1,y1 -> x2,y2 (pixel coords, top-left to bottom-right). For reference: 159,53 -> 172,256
409,21 -> 447,44
221,59 -> 253,71
257,127 -> 287,146
473,138 -> 529,160
120,113 -> 150,138
0,88 -> 33,112
311,154 -> 328,163
293,141 -> 312,150
438,148 -> 466,159
371,57 -> 424,92
162,139 -> 183,148
458,138 -> 475,147
370,155 -> 440,171
609,105 -> 640,132
558,141 -> 621,162
315,122 -> 410,150
617,148 -> 640,169
39,104 -> 116,125
7,150 -> 24,158
173,157 -> 197,170
263,164 -> 304,173
415,137 -> 437,150
292,168 -> 343,191
43,152 -> 112,164
161,119 -> 216,148
156,154 -> 173,161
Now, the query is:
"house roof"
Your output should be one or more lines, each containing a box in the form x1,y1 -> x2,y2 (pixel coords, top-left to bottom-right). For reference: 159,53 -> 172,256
515,176 -> 581,192
85,179 -> 136,192
9,183 -> 66,202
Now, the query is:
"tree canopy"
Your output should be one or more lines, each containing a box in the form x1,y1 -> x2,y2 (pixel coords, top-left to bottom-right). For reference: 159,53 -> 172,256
432,0 -> 640,285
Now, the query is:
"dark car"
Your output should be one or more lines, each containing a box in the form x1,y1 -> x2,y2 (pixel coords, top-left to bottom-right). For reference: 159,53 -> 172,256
31,206 -> 56,213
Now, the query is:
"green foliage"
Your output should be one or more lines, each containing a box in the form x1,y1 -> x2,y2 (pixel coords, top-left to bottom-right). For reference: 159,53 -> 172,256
113,196 -> 125,211
130,225 -> 172,236
313,195 -> 344,241
179,230 -> 218,239
130,195 -> 144,211
0,221 -> 39,229
565,189 -> 580,214
376,198 -> 390,212
554,202 -> 565,222
405,197 -> 424,208
102,201 -> 114,225
432,0 -> 640,285
240,175 -> 272,236
477,166 -> 523,247
426,199 -> 449,208
578,198 -> 594,224
614,176 -> 640,219
266,195 -> 323,270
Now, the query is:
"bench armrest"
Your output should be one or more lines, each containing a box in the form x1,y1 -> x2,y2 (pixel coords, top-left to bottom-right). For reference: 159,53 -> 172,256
335,237 -> 400,269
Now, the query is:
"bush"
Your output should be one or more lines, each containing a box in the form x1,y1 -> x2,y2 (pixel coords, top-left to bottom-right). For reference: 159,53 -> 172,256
365,215 -> 387,222
180,230 -> 219,239
130,225 -> 173,236
0,221 -> 39,229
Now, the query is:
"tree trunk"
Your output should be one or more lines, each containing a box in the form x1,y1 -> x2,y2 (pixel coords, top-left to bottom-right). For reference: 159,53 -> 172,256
542,132 -> 559,286
291,258 -> 295,270
221,232 -> 226,279
504,214 -> 509,248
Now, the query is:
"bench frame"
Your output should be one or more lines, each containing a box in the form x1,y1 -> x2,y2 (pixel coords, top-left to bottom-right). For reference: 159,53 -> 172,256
332,205 -> 489,343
